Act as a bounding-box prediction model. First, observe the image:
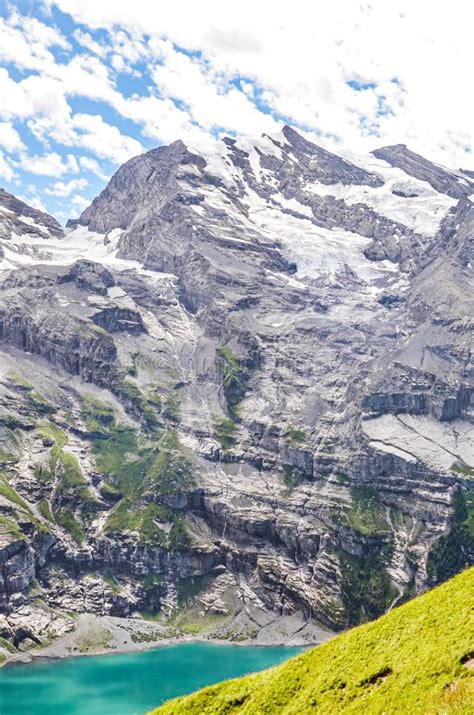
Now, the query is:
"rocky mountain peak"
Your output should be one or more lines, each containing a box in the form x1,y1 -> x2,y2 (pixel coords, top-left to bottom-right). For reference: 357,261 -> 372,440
0,187 -> 64,246
0,127 -> 472,657
372,144 -> 474,199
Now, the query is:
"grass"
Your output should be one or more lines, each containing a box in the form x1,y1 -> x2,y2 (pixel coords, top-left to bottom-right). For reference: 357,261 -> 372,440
53,508 -> 85,544
284,427 -> 306,444
428,489 -> 474,584
339,548 -> 398,625
50,446 -> 96,509
118,379 -> 160,430
162,393 -> 180,423
7,372 -> 32,389
92,425 -> 147,496
80,394 -> 115,433
105,500 -> 191,550
93,421 -> 193,549
146,429 -> 194,495
0,426 -> 22,462
335,472 -> 350,484
102,571 -> 121,594
152,567 -> 474,715
105,501 -> 168,546
36,421 -> 68,448
0,636 -> 16,653
451,462 -> 474,477
0,476 -> 29,510
38,498 -> 54,523
282,465 -> 305,491
213,417 -> 236,450
341,486 -> 390,537
217,346 -> 249,419
0,514 -> 25,540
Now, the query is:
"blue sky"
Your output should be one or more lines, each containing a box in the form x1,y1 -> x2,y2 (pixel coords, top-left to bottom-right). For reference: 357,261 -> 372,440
0,0 -> 471,223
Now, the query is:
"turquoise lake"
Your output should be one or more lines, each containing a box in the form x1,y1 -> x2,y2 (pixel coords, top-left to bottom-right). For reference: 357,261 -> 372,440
0,642 -> 302,714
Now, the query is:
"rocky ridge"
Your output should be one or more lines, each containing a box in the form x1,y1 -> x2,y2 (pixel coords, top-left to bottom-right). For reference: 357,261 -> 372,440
0,126 -> 472,659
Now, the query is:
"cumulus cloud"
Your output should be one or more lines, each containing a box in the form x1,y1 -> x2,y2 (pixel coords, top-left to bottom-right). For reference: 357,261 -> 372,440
41,0 -> 473,167
78,156 -> 109,180
0,122 -> 25,152
70,193 -> 90,211
20,151 -> 79,176
0,150 -> 15,181
45,177 -> 88,196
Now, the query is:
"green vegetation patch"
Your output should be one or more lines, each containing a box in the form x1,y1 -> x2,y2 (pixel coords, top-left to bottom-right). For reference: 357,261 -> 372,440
7,372 -> 32,390
152,568 -> 474,715
93,420 -> 193,549
335,471 -> 350,485
284,427 -> 306,444
162,393 -> 180,423
38,498 -> 54,523
0,477 -> 29,510
339,547 -> 398,625
91,425 -> 147,497
342,486 -> 390,537
213,417 -> 236,450
36,421 -> 68,448
105,501 -> 168,546
50,446 -> 92,497
282,465 -> 305,491
118,379 -> 160,430
53,508 -> 85,544
451,462 -> 474,477
217,346 -> 250,420
0,426 -> 23,463
427,488 -> 474,585
80,394 -> 116,433
0,515 -> 25,541
168,514 -> 192,551
105,500 -> 190,550
145,429 -> 194,496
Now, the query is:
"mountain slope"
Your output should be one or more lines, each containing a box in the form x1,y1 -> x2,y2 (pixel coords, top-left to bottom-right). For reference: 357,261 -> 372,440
0,125 -> 472,653
153,567 -> 474,714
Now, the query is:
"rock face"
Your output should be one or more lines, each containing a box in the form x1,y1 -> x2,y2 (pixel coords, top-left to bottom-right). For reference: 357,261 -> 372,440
0,188 -> 64,240
0,126 -> 472,652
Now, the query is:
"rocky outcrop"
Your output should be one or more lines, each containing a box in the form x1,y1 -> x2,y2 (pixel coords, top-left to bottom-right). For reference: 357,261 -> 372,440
0,188 -> 64,240
372,145 -> 474,199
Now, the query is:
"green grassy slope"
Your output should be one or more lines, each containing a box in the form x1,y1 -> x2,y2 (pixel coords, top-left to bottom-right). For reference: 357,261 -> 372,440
152,568 -> 474,714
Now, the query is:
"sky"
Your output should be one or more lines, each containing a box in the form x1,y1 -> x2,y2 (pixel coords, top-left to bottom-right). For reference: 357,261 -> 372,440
0,0 -> 472,224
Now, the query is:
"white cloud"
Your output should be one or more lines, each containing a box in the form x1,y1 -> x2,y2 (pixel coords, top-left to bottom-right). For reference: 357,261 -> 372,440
45,177 -> 88,196
73,28 -> 108,58
21,151 -> 79,177
149,49 -> 278,136
70,193 -> 91,212
29,110 -> 142,164
78,156 -> 109,181
0,13 -> 68,74
0,122 -> 25,153
71,113 -> 143,163
0,150 -> 15,181
0,69 -> 71,122
44,0 -> 473,167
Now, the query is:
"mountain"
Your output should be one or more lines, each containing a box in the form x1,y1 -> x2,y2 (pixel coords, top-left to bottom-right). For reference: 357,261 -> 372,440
0,126 -> 472,654
151,566 -> 474,714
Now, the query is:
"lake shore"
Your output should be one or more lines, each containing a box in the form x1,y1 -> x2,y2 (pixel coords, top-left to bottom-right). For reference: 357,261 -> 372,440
2,611 -> 333,668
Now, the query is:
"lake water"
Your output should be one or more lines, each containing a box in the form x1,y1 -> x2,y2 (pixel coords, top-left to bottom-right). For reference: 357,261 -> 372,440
0,642 -> 302,715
